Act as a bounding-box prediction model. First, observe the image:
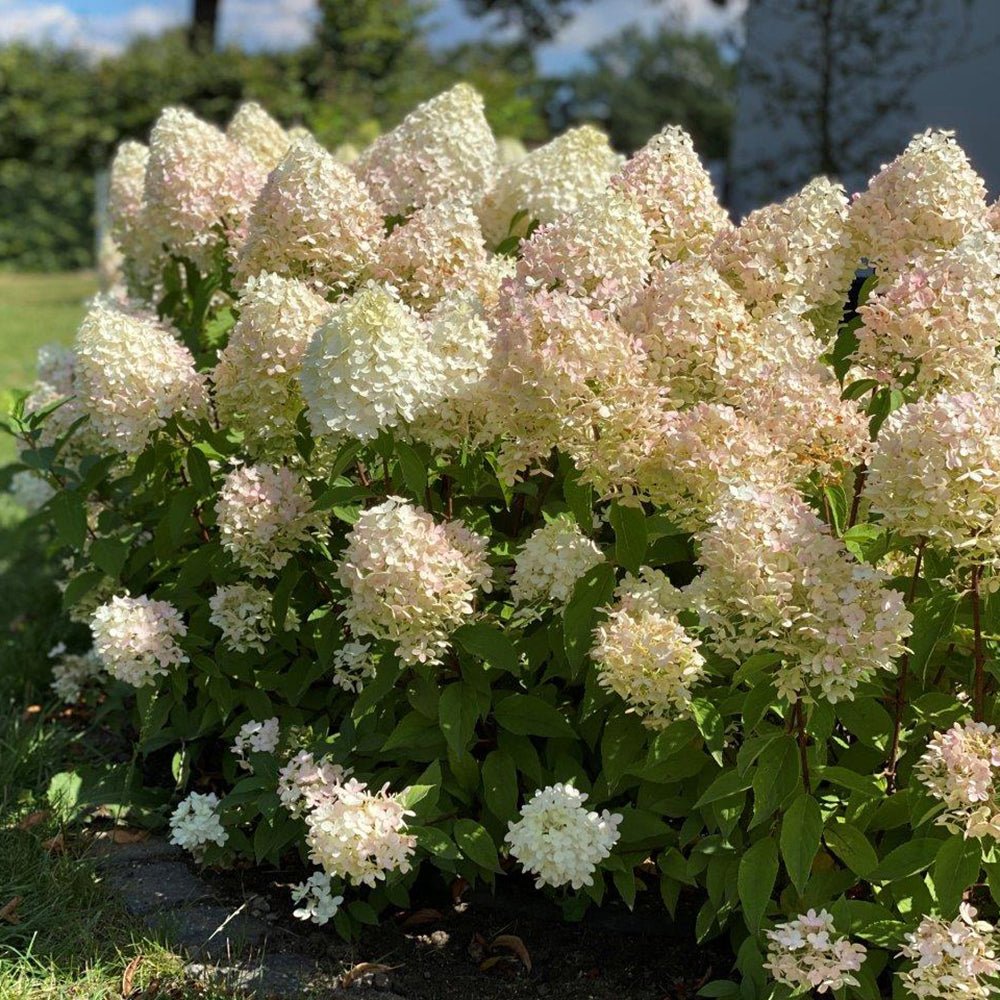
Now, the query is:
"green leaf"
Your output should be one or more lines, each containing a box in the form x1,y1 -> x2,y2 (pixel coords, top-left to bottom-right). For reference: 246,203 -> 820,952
910,594 -> 959,682
453,818 -> 501,872
412,825 -> 459,860
395,441 -> 428,499
88,538 -> 128,579
823,485 -> 848,535
781,794 -> 822,894
438,682 -> 478,758
494,693 -> 575,739
824,822 -> 878,878
738,836 -> 778,934
932,837 -> 981,915
481,750 -> 519,822
563,563 -> 616,669
869,838 -> 940,882
50,491 -> 87,549
694,770 -> 753,809
47,770 -> 83,822
609,502 -> 647,573
692,697 -> 726,766
563,472 -> 593,532
185,446 -> 214,494
751,736 -> 798,824
61,569 -> 106,612
454,622 -> 519,673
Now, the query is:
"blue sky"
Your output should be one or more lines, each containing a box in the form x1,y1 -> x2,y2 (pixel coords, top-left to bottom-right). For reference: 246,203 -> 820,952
0,0 -> 744,74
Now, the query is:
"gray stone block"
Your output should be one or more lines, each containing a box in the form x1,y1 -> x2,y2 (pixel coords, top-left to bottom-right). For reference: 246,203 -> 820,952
103,860 -> 211,916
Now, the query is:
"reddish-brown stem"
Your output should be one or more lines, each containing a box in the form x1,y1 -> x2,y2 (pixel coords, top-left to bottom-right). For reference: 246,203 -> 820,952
793,700 -> 811,794
885,539 -> 925,792
355,461 -> 372,489
972,564 -> 987,722
847,462 -> 868,530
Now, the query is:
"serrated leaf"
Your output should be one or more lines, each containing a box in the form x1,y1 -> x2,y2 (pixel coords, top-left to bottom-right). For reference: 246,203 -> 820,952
494,693 -> 574,739
781,794 -> 822,894
738,836 -> 778,934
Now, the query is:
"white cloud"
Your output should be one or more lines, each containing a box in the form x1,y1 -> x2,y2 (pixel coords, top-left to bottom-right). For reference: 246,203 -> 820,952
218,0 -> 319,51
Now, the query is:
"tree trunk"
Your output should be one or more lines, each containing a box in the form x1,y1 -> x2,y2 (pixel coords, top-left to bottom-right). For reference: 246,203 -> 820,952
189,0 -> 220,52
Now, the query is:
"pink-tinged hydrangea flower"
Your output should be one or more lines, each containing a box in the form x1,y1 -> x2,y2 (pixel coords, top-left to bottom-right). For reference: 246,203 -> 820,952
849,129 -> 988,278
592,568 -> 706,728
688,486 -> 911,702
213,273 -> 331,457
74,302 -> 207,455
916,720 -> 1000,839
169,791 -> 228,858
854,230 -> 1000,395
505,783 -> 621,890
277,751 -> 350,818
611,124 -> 732,263
517,189 -> 652,309
235,134 -> 384,293
511,515 -> 604,606
22,344 -> 96,454
899,906 -> 1000,1000
143,107 -> 266,270
356,83 -> 497,217
231,717 -> 280,771
765,909 -> 867,994
623,403 -> 793,531
866,392 -> 1000,567
477,125 -> 623,245
215,464 -> 321,578
336,497 -> 491,665
90,593 -> 188,687
711,176 -> 856,323
226,101 -> 291,171
49,646 -> 102,703
299,282 -> 443,443
367,200 -> 491,311
303,773 -> 416,888
290,872 -> 343,925
483,283 -> 646,484
619,260 -> 759,406
107,140 -> 156,288
209,582 -> 296,654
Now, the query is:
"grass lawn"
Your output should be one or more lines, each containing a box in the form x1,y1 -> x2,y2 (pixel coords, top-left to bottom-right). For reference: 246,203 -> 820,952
0,273 -> 232,998
0,271 -> 96,465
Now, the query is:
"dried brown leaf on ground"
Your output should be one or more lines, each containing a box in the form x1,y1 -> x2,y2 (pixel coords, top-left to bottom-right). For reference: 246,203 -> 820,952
42,832 -> 66,854
112,828 -> 150,845
0,896 -> 23,924
340,962 -> 399,989
400,907 -> 444,928
492,933 -> 532,972
15,809 -> 50,830
121,954 -> 144,996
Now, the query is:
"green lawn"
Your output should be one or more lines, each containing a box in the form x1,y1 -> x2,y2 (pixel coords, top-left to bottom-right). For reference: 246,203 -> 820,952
0,271 -> 95,465
0,273 -> 233,997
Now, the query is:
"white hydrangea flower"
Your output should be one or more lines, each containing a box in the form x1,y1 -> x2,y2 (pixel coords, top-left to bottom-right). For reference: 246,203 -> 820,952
226,101 -> 291,171
231,717 -> 280,771
765,909 -> 867,994
290,872 -> 344,926
8,470 -> 54,512
355,83 -> 498,217
277,751 -> 351,819
899,906 -> 1000,1000
215,464 -> 322,578
303,775 -> 416,888
505,783 -> 622,890
337,497 -> 491,666
213,272 -> 332,458
299,282 -> 444,443
49,647 -> 103,703
90,594 -> 188,687
478,125 -> 623,245
592,569 -> 706,729
169,791 -> 228,858
209,582 -> 295,653
511,515 -> 604,606
74,302 -> 207,456
331,641 -> 376,694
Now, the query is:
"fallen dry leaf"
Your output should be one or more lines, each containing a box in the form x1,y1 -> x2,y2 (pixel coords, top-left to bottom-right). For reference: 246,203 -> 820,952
478,956 -> 508,972
121,954 -> 143,996
112,828 -> 150,845
0,896 -> 22,924
16,810 -> 50,831
492,933 -> 532,972
400,907 -> 443,928
42,832 -> 65,854
340,962 -> 398,989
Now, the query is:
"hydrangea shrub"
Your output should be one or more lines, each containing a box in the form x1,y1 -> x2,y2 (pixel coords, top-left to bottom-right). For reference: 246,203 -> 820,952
7,88 -> 1000,1000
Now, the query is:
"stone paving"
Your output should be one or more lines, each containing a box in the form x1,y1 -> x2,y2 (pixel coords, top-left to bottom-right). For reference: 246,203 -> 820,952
89,832 -> 403,999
